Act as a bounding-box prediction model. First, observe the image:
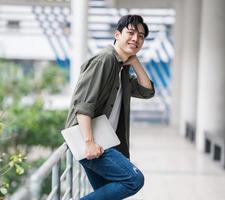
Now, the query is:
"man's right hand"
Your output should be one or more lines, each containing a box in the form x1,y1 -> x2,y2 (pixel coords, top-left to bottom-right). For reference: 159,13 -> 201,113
76,114 -> 104,160
85,141 -> 104,160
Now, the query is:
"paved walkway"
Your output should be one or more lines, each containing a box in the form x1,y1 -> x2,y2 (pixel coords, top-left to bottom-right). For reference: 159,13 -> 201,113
127,124 -> 225,200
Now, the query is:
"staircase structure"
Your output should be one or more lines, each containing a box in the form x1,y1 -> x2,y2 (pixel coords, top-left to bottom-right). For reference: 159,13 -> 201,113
0,0 -> 175,124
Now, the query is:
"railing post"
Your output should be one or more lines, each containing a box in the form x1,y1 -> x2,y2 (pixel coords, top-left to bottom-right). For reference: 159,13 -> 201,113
52,162 -> 61,200
30,177 -> 41,200
9,143 -> 91,200
66,149 -> 73,199
80,168 -> 86,197
73,162 -> 81,200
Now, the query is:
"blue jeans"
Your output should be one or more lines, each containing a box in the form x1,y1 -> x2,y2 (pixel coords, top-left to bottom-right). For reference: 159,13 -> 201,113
79,148 -> 144,200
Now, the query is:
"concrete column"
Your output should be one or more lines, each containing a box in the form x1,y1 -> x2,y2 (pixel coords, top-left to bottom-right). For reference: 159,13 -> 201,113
179,0 -> 202,136
196,0 -> 225,151
170,0 -> 184,128
70,0 -> 88,90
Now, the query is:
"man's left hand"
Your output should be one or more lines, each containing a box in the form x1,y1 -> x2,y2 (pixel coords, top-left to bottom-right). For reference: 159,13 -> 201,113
124,55 -> 139,66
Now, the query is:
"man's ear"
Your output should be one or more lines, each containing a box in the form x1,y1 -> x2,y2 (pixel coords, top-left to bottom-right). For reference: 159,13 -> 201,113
114,30 -> 121,40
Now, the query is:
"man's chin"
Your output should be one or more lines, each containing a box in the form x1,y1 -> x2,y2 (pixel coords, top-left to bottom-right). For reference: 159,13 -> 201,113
126,49 -> 137,56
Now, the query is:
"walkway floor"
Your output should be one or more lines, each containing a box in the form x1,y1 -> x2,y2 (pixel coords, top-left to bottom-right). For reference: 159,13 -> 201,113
126,124 -> 225,200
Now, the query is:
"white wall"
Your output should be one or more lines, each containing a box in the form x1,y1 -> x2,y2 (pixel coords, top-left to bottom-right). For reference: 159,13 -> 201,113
196,0 -> 225,151
179,0 -> 202,136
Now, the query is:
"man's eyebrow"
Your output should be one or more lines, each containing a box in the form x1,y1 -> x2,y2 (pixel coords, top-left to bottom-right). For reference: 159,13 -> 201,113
127,27 -> 135,31
127,27 -> 145,36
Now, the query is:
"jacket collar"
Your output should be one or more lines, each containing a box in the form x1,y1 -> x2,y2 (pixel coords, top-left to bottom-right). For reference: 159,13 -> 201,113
107,45 -> 124,64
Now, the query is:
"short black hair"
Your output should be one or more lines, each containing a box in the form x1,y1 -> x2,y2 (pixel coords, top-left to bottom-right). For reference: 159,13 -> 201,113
114,15 -> 149,44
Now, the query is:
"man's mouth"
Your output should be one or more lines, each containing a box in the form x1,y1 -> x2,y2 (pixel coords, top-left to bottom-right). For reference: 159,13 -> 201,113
128,43 -> 138,49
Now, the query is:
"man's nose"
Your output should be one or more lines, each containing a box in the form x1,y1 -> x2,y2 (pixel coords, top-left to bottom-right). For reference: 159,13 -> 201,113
132,33 -> 138,42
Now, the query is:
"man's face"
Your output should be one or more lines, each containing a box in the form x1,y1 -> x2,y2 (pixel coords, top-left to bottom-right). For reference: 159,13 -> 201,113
115,23 -> 145,57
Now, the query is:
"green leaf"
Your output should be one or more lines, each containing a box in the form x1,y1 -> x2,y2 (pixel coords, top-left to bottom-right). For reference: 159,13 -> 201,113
0,186 -> 8,195
8,161 -> 14,167
15,164 -> 24,175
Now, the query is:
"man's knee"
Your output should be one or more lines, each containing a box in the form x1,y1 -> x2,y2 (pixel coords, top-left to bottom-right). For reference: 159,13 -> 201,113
134,170 -> 145,191
126,169 -> 145,194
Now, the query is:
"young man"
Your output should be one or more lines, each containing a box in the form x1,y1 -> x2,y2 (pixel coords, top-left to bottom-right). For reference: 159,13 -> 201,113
65,15 -> 155,200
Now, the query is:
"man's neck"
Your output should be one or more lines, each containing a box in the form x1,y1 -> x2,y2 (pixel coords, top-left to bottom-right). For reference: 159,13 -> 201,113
113,45 -> 129,62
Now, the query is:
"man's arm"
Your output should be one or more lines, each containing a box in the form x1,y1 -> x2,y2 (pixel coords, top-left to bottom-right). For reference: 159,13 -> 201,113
124,55 -> 155,99
72,58 -> 113,118
125,55 -> 153,89
76,114 -> 104,160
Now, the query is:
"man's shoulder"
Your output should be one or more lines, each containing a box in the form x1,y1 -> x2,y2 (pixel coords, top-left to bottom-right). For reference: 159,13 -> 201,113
94,46 -> 117,63
81,46 -> 117,72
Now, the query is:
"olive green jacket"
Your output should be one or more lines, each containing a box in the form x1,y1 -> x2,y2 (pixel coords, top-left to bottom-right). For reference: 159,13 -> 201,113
65,45 -> 155,158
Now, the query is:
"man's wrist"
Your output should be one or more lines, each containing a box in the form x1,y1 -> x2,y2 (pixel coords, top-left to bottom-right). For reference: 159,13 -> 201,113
85,138 -> 94,145
131,58 -> 141,68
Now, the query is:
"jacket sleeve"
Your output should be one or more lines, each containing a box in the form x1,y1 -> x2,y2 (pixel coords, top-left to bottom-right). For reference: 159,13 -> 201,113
72,58 -> 112,118
130,75 -> 155,99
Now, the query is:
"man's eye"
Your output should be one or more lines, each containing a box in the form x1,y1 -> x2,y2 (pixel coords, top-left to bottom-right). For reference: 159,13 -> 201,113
128,31 -> 134,34
139,35 -> 144,39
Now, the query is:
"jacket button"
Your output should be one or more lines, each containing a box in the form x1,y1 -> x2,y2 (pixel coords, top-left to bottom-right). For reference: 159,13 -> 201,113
116,86 -> 119,90
111,104 -> 114,107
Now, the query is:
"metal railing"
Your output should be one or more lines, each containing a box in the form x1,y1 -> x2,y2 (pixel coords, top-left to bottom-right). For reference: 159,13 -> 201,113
8,143 -> 91,200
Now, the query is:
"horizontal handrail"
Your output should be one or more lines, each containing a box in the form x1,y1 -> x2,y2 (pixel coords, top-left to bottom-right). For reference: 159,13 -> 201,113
8,142 -> 91,200
30,143 -> 68,183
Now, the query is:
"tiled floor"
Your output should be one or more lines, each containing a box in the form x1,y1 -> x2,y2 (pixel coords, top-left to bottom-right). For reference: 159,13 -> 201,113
126,124 -> 225,200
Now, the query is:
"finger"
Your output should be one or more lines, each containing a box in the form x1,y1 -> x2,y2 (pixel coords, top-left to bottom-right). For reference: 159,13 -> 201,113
100,147 -> 104,154
96,151 -> 102,158
86,153 -> 94,160
88,156 -> 95,160
86,154 -> 92,160
86,153 -> 90,160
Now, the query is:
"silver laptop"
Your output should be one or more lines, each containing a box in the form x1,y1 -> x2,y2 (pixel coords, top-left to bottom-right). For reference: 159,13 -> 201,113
61,115 -> 120,160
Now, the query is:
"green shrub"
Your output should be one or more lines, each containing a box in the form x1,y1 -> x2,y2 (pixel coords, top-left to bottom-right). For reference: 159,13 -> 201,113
0,59 -> 69,195
4,101 -> 66,150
